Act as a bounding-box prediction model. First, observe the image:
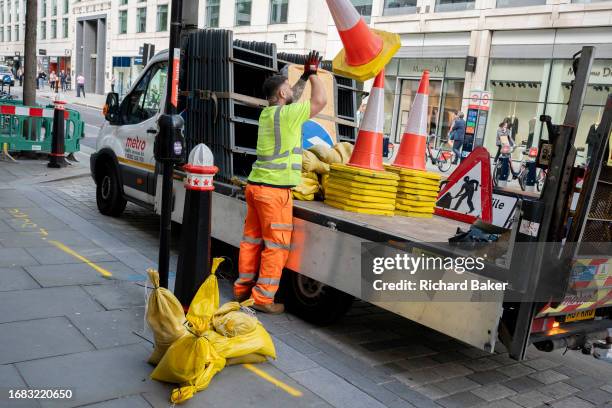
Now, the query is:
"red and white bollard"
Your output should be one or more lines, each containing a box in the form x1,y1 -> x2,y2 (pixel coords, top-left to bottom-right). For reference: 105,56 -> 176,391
48,97 -> 68,168
175,143 -> 219,307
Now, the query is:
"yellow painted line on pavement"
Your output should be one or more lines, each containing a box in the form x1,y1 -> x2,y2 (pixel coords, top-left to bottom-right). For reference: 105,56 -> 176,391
48,240 -> 113,278
243,363 -> 303,397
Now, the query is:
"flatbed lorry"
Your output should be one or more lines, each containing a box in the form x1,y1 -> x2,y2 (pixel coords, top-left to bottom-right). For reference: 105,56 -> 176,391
92,31 -> 611,360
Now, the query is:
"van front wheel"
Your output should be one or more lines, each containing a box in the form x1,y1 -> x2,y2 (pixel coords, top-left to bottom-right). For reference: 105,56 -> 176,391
96,163 -> 126,217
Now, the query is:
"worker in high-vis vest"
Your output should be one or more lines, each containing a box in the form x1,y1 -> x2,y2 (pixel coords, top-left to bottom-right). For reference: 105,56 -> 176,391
234,51 -> 327,314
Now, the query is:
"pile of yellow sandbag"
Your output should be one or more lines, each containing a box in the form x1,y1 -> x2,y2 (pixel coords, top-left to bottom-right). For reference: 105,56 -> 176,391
386,166 -> 441,218
324,163 -> 399,216
293,142 -> 354,201
147,258 -> 276,404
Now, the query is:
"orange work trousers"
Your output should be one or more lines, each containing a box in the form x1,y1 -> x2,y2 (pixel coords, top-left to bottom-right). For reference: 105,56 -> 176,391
234,184 -> 293,305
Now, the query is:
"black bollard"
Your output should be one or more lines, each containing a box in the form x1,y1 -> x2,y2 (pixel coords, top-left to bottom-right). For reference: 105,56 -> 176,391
175,144 -> 219,308
48,99 -> 68,168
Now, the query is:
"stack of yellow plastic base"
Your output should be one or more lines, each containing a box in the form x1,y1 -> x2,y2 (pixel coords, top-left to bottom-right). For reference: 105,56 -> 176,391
324,163 -> 399,216
386,166 -> 441,218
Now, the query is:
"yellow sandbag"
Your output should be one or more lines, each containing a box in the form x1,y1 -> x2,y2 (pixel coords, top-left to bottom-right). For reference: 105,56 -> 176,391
397,181 -> 439,192
303,150 -> 330,174
333,142 -> 354,163
325,188 -> 396,204
395,210 -> 434,218
325,193 -> 395,210
320,174 -> 330,194
395,203 -> 435,213
293,192 -> 315,201
226,353 -> 268,366
325,199 -> 395,216
386,165 -> 442,180
146,269 -> 187,365
302,171 -> 318,182
205,324 -> 276,360
151,316 -> 226,404
309,144 -> 343,164
331,163 -> 399,180
186,258 -> 224,328
327,179 -> 397,194
330,171 -> 399,186
213,299 -> 259,337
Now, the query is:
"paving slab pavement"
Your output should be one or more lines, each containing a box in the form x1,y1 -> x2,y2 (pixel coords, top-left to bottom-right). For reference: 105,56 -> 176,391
0,158 -> 611,408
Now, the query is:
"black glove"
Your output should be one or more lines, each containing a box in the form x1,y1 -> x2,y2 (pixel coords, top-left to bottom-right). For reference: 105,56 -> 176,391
300,51 -> 322,81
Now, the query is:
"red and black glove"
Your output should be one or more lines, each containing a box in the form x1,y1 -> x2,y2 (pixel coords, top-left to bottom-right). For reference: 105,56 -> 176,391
301,51 -> 322,81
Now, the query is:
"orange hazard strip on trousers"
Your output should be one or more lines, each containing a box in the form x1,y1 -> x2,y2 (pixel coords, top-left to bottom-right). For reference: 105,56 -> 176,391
235,184 -> 293,305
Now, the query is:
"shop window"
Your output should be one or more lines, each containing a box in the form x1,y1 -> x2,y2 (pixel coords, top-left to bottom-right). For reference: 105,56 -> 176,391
206,0 -> 220,27
351,0 -> 373,22
235,0 -> 252,26
156,4 -> 168,31
383,0 -> 417,16
486,58 -> 550,156
118,10 -> 127,34
435,0 -> 475,12
496,0 -> 546,7
545,59 -> 612,164
269,0 -> 288,24
136,7 -> 146,33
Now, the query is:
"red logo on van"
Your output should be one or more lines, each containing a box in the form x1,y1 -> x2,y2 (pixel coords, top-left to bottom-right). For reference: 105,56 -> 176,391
126,136 -> 146,151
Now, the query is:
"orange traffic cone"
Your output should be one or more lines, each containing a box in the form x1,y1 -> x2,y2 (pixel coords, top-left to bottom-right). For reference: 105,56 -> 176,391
393,70 -> 430,171
348,70 -> 385,171
326,0 -> 400,82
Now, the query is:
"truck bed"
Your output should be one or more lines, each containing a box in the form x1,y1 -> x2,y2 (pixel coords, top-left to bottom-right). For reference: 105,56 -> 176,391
293,200 -> 469,243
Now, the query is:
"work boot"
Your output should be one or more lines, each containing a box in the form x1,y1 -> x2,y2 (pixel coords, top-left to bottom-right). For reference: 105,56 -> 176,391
234,292 -> 251,303
252,302 -> 285,315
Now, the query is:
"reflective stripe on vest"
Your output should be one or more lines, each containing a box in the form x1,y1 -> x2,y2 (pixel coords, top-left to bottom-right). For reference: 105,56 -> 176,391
249,105 -> 303,187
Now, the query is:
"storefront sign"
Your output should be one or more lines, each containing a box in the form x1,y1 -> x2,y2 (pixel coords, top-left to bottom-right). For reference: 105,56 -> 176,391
39,49 -> 47,56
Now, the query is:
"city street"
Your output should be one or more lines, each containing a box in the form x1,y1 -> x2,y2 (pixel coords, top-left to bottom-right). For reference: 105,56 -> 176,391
0,151 -> 611,407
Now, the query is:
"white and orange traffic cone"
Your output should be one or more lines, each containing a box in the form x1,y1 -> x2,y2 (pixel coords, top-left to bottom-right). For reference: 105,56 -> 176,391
393,70 -> 430,171
326,0 -> 400,82
348,70 -> 386,171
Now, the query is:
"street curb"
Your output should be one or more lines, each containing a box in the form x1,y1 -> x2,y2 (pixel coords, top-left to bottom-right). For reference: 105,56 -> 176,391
40,94 -> 103,110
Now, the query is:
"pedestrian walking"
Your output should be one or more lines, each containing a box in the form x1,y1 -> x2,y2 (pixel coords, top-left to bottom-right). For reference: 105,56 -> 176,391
76,74 -> 86,98
60,70 -> 67,92
494,122 -> 512,162
16,68 -> 23,86
448,111 -> 466,164
49,71 -> 58,92
233,52 -> 327,314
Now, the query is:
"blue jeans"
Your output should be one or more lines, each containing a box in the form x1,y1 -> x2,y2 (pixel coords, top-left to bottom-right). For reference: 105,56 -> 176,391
452,140 -> 463,163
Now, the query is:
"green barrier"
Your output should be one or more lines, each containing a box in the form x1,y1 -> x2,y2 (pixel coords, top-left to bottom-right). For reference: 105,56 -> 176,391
0,102 -> 84,154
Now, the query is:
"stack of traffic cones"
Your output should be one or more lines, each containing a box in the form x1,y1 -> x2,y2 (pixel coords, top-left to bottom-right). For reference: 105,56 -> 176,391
386,70 -> 441,218
324,71 -> 399,216
325,0 -> 400,82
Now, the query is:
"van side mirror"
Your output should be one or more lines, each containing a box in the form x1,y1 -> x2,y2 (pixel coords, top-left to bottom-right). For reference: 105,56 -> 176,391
103,92 -> 120,124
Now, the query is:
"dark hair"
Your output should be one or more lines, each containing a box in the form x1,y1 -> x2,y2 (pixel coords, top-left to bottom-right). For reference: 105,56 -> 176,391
262,75 -> 288,100
499,122 -> 506,127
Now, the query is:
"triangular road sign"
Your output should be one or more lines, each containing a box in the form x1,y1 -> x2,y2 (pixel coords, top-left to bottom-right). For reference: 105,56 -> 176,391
435,147 -> 493,224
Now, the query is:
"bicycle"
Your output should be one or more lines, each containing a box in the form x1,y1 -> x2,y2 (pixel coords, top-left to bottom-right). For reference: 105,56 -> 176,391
493,142 -> 521,187
426,136 -> 455,173
517,146 -> 539,191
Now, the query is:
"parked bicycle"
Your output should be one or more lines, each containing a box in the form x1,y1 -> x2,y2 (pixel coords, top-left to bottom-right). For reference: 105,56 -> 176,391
493,138 -> 520,187
517,147 -> 539,191
425,135 -> 455,173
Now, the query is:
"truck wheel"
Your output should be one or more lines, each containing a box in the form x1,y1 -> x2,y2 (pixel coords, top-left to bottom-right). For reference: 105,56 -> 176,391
96,163 -> 126,217
283,272 -> 353,325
